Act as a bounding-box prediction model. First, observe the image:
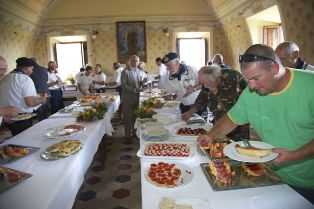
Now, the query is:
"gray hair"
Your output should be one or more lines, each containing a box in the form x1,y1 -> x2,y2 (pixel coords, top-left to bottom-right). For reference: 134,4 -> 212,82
199,64 -> 222,78
30,57 -> 39,63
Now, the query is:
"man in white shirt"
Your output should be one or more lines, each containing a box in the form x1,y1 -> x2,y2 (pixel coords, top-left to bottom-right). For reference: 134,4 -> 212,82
47,61 -> 64,114
75,68 -> 85,84
138,61 -> 148,86
112,62 -> 124,94
92,64 -> 106,93
77,66 -> 93,99
162,52 -> 202,114
0,57 -> 47,135
155,57 -> 168,89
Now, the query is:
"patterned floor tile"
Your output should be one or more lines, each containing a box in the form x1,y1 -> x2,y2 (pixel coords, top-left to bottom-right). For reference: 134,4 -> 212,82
118,164 -> 132,170
77,190 -> 97,201
115,175 -> 131,183
120,154 -> 132,160
112,188 -> 130,199
86,176 -> 101,185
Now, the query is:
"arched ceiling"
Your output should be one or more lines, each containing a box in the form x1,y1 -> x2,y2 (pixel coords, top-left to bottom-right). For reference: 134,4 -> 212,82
0,0 -> 237,26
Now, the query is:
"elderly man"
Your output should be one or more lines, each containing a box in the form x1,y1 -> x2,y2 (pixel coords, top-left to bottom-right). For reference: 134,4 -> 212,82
0,57 -> 47,136
197,44 -> 314,203
182,64 -> 249,140
212,54 -> 230,70
29,57 -> 50,121
121,55 -> 143,143
275,41 -> 314,71
162,52 -> 202,114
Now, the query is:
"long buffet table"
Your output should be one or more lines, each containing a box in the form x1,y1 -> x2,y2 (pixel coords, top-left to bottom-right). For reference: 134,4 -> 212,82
0,95 -> 120,209
137,101 -> 313,209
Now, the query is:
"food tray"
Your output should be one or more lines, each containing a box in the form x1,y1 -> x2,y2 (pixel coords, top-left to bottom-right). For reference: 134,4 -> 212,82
199,137 -> 235,163
170,125 -> 210,138
200,163 -> 282,191
10,113 -> 37,121
0,166 -> 32,193
0,144 -> 40,164
137,142 -> 195,160
142,126 -> 169,141
40,140 -> 83,160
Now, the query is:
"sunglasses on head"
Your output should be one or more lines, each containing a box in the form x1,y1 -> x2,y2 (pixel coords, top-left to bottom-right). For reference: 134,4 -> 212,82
239,54 -> 277,63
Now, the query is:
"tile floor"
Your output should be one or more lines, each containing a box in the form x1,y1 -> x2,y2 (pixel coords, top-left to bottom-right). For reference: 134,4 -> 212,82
72,116 -> 142,209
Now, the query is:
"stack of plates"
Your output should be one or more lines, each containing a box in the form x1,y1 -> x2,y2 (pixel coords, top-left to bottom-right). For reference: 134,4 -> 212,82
142,126 -> 169,141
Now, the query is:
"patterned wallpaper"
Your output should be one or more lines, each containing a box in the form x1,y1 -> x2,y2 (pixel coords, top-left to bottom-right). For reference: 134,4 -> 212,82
212,0 -> 314,70
278,0 -> 314,65
0,17 -> 37,71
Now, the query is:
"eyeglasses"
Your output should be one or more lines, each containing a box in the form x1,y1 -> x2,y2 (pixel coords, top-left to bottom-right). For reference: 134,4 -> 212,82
239,54 -> 277,63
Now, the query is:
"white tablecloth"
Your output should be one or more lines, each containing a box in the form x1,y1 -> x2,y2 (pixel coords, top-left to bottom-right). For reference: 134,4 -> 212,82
0,97 -> 120,209
137,116 -> 313,209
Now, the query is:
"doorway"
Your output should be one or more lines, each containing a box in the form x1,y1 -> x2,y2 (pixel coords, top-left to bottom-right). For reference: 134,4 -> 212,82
49,35 -> 88,80
176,32 -> 210,70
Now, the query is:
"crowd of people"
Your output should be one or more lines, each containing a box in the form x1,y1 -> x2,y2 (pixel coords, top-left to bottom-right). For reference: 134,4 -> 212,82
0,40 -> 313,203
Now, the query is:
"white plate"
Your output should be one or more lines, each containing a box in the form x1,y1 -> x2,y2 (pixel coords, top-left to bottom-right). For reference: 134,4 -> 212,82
43,124 -> 86,139
142,126 -> 169,141
170,125 -> 209,138
153,113 -> 178,125
223,141 -> 279,163
10,113 -> 37,121
175,197 -> 211,209
145,162 -> 193,188
137,142 -> 195,160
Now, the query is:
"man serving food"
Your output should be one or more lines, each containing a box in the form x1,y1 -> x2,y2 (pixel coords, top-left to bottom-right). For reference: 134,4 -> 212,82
197,44 -> 314,204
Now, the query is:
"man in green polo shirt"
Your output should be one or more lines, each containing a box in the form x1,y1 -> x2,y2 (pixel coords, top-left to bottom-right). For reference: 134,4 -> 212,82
197,44 -> 314,204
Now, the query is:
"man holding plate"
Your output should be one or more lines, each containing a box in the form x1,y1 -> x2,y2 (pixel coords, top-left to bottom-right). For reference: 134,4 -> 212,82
197,44 -> 314,204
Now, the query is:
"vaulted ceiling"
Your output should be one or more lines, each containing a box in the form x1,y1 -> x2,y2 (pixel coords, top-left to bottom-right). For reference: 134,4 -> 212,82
0,0 -> 239,26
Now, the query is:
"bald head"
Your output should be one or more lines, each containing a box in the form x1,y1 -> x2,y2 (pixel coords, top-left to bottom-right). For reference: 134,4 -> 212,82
129,55 -> 140,68
275,41 -> 299,68
0,56 -> 8,79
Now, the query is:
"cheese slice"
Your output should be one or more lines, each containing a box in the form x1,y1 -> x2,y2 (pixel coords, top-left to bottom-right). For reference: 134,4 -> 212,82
235,144 -> 271,158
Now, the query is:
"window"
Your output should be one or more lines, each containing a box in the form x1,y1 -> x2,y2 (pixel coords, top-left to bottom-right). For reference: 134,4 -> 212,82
263,25 -> 284,49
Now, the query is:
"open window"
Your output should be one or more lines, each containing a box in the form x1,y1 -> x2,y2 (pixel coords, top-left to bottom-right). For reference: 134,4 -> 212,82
246,5 -> 284,48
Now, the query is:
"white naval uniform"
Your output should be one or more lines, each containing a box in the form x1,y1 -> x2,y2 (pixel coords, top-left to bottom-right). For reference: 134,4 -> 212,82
77,73 -> 93,99
164,65 -> 200,106
0,71 -> 37,113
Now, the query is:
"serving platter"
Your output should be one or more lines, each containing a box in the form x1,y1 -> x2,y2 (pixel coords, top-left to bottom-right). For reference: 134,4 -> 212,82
0,166 -> 32,193
170,125 -> 209,138
137,142 -> 195,160
0,144 -> 40,164
199,137 -> 235,163
200,162 -> 282,191
145,162 -> 193,188
43,124 -> 86,138
40,140 -> 83,160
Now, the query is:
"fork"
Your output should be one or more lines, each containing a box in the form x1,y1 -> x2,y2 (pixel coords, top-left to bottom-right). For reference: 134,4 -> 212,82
242,138 -> 252,147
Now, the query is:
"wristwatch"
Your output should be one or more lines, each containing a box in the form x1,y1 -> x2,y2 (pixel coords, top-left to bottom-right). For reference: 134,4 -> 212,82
193,87 -> 197,91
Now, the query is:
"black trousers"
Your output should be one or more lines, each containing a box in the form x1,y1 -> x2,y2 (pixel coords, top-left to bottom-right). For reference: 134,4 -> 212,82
6,118 -> 33,136
291,185 -> 314,204
49,89 -> 64,114
34,101 -> 49,121
95,88 -> 106,93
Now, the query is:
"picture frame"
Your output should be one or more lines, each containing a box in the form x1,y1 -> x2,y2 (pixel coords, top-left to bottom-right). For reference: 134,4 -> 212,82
116,21 -> 147,63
